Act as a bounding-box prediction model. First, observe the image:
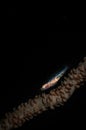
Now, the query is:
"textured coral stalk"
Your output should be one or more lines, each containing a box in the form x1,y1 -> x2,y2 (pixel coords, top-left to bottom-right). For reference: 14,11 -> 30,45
0,57 -> 86,130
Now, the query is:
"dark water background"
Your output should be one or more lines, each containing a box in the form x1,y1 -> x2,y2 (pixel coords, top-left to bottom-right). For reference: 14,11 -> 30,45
1,11 -> 86,129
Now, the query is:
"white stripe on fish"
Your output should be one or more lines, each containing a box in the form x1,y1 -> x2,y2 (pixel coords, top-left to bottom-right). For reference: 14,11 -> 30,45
41,66 -> 68,91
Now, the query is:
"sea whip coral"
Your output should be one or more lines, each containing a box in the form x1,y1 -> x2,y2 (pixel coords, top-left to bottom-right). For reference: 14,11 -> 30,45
0,57 -> 86,130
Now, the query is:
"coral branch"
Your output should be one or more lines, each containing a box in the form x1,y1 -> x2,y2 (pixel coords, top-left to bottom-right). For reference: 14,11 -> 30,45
0,57 -> 86,130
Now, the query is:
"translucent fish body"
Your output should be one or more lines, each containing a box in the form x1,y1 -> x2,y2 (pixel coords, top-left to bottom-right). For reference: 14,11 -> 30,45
41,66 -> 68,91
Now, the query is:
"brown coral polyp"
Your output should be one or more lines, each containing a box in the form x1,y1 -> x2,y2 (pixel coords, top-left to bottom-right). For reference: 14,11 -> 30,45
0,57 -> 86,130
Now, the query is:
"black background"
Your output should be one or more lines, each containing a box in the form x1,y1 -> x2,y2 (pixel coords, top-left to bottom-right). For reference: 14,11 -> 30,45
1,10 -> 86,129
8,8 -> 16,16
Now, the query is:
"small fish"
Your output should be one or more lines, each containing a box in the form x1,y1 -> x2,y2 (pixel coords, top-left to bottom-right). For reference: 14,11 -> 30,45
41,66 -> 68,91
